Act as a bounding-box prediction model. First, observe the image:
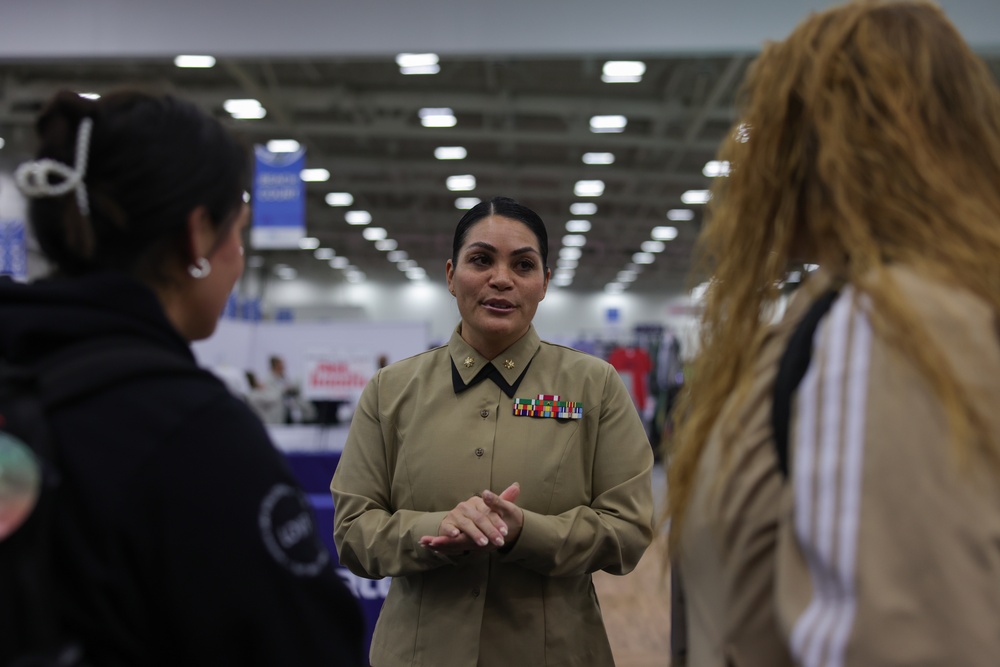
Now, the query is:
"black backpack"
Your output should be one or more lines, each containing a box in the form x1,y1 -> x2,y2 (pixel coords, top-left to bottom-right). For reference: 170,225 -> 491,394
770,288 -> 840,479
0,340 -> 204,666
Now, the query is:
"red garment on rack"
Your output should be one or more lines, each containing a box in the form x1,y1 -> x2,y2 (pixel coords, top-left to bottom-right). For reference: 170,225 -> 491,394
608,346 -> 652,411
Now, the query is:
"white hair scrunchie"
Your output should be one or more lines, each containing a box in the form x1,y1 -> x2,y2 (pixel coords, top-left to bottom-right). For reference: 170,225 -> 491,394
14,116 -> 94,218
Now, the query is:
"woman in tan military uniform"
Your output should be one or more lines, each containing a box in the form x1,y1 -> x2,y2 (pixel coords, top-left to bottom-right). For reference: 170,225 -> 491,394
667,2 -> 1000,666
331,196 -> 655,667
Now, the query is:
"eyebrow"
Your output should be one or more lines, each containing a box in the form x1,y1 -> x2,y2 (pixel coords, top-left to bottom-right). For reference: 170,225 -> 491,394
465,241 -> 540,257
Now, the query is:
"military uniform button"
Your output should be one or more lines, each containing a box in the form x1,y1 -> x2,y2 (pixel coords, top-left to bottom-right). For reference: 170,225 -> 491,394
472,587 -> 481,597
480,409 -> 490,418
475,448 -> 485,457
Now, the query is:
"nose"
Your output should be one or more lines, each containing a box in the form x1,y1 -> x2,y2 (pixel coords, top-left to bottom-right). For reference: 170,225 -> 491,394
489,264 -> 514,290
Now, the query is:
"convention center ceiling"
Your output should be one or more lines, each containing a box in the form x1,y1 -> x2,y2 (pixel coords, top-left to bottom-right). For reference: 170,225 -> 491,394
2,52 -> 999,294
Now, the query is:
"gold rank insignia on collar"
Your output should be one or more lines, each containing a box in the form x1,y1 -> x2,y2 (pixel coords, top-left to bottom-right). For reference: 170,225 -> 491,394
463,356 -> 475,368
503,359 -> 515,370
513,394 -> 584,419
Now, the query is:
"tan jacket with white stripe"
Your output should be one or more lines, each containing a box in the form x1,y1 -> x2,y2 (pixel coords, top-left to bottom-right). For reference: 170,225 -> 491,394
680,266 -> 1000,667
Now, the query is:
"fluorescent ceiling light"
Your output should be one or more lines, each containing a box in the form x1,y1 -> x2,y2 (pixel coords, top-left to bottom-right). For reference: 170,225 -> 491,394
435,146 -> 467,160
617,270 -> 638,283
557,258 -> 579,269
314,248 -> 335,260
667,209 -> 694,221
559,247 -> 582,261
570,202 -> 597,215
703,160 -> 731,177
419,108 -> 457,128
298,237 -> 320,250
641,240 -> 666,253
276,267 -> 298,280
397,53 -> 440,75
300,168 -> 330,182
397,259 -> 417,270
406,267 -> 427,280
582,152 -> 615,165
446,174 -> 476,191
396,53 -> 441,74
555,269 -> 575,280
561,234 -> 587,247
362,227 -> 388,241
325,192 -> 354,207
455,197 -> 481,210
601,60 -> 646,84
174,55 -> 216,68
574,180 -> 605,197
329,257 -> 350,269
632,252 -> 655,264
387,250 -> 408,262
589,115 -> 627,133
605,283 -> 626,293
396,53 -> 439,68
401,64 -> 441,75
805,263 -> 820,272
681,189 -> 712,205
565,220 -> 591,233
267,139 -> 300,153
375,239 -> 398,251
786,270 -> 802,283
553,277 -> 573,287
345,210 -> 372,225
345,270 -> 366,283
652,226 -> 679,241
224,98 -> 265,119
78,92 -> 101,100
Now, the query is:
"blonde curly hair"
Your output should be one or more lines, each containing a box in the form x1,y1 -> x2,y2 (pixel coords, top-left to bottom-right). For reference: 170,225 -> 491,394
667,0 -> 1000,551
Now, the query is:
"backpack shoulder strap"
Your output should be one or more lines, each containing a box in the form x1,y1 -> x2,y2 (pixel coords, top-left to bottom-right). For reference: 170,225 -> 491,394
771,288 -> 840,479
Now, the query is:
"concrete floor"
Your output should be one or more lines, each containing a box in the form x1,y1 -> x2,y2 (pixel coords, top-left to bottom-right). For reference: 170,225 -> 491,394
593,463 -> 672,666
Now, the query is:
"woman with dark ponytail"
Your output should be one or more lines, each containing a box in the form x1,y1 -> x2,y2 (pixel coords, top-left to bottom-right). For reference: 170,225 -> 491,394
0,90 -> 364,666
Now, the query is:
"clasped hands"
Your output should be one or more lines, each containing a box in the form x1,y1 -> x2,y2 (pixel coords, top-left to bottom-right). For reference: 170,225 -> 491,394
419,482 -> 523,554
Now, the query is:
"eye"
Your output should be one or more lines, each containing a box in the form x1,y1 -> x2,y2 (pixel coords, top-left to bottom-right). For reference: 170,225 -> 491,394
468,253 -> 491,266
516,258 -> 536,271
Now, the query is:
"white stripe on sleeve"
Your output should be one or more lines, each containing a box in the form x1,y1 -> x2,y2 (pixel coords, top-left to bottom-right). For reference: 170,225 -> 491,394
788,288 -> 872,667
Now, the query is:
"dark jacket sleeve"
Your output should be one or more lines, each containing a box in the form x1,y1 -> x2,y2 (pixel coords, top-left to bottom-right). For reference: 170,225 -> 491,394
142,392 -> 365,666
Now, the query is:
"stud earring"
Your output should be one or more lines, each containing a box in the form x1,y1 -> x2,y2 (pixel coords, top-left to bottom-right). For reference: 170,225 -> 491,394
188,257 -> 212,279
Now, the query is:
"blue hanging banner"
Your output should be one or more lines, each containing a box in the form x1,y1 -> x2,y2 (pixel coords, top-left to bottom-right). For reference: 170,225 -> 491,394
0,219 -> 27,281
251,146 -> 306,249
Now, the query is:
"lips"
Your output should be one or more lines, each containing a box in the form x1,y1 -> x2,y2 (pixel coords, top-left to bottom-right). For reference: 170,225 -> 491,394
482,299 -> 516,311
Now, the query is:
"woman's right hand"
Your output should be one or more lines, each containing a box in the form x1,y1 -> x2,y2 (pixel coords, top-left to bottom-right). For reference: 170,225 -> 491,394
419,483 -> 521,553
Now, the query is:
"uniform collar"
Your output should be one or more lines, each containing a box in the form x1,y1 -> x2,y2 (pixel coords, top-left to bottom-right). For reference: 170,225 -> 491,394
449,324 -> 541,396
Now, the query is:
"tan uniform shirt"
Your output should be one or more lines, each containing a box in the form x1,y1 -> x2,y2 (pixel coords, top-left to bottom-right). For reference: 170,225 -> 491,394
332,324 -> 655,667
680,267 -> 1000,667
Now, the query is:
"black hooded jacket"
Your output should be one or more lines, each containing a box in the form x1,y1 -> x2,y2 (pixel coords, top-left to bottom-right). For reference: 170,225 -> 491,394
0,272 -> 364,666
